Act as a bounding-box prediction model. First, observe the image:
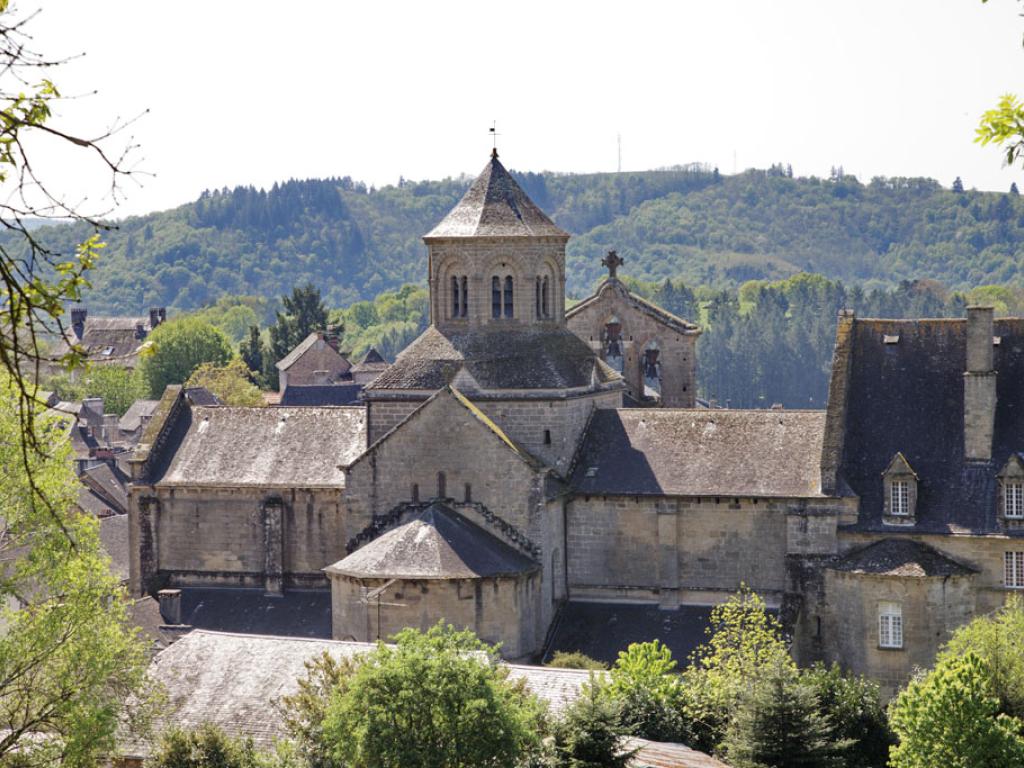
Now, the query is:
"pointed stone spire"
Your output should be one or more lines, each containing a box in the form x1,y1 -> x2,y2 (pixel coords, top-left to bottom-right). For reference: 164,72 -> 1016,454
424,154 -> 568,240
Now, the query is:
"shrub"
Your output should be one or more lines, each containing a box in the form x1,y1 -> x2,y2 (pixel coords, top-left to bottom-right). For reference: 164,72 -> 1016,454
546,651 -> 607,671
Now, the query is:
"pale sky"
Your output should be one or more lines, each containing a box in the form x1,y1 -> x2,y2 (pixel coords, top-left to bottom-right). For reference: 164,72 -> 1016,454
20,1 -> 1024,219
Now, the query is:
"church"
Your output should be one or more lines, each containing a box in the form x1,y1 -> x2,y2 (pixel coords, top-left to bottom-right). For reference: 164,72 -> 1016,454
128,150 -> 1024,691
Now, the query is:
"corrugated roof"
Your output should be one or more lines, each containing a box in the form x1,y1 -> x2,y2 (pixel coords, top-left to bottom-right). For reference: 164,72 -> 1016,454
122,630 -> 594,757
154,406 -> 366,488
837,318 -> 1024,533
830,538 -> 978,578
571,408 -> 826,497
424,152 -> 568,239
367,325 -> 621,392
326,502 -> 538,580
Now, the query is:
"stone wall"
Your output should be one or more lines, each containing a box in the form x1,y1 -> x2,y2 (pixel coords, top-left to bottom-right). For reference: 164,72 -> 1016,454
476,390 -> 621,474
566,281 -> 699,407
329,572 -> 543,660
133,485 -> 350,592
366,399 -> 422,445
566,495 -> 847,607
821,568 -> 975,694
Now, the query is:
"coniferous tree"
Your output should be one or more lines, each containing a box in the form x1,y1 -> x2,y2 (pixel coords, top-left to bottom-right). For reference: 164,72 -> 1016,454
1011,182 -> 1020,195
953,176 -> 966,193
240,325 -> 265,379
722,659 -> 849,768
265,283 -> 330,388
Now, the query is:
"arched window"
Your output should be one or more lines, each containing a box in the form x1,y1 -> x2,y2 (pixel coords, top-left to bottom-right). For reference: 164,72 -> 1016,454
504,276 -> 514,318
460,276 -> 468,317
492,276 -> 501,318
542,276 -> 549,318
451,276 -> 460,318
535,277 -> 541,318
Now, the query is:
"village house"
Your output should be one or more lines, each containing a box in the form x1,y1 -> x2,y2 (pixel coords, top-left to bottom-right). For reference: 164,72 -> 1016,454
127,151 -> 1024,692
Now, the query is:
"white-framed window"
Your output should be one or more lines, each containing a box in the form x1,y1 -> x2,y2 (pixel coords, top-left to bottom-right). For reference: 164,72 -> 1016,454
1005,552 -> 1024,589
890,480 -> 910,517
1006,483 -> 1024,519
878,602 -> 903,649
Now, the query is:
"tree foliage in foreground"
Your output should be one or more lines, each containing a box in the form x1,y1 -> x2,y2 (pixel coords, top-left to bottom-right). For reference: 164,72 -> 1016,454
550,682 -> 633,768
185,358 -> 264,406
0,375 -> 151,766
320,623 -> 544,768
888,652 -> 1024,768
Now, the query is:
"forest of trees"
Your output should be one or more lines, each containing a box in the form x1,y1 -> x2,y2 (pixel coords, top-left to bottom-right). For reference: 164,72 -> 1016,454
12,165 -> 1024,316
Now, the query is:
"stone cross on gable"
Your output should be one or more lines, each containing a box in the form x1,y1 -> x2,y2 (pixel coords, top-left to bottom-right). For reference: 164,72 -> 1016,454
602,249 -> 624,279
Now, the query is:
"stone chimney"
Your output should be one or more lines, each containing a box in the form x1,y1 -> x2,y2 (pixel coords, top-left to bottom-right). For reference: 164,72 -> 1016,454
157,588 -> 182,625
964,306 -> 997,462
324,325 -> 342,352
70,307 -> 87,338
149,307 -> 166,329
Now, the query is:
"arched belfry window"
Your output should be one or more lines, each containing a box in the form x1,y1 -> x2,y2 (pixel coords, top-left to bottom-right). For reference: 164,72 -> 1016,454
542,276 -> 549,318
451,276 -> 460,318
504,276 -> 514,318
492,277 -> 501,318
460,276 -> 468,317
535,277 -> 542,319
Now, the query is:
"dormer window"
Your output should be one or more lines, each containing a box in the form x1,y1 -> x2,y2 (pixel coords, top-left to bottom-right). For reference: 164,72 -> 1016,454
882,452 -> 918,526
998,455 -> 1024,523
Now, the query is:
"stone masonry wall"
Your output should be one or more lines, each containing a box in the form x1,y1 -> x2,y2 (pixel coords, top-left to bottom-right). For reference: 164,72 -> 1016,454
566,283 -> 698,407
366,400 -> 423,445
330,572 -> 543,660
147,486 -> 348,590
566,495 -> 845,606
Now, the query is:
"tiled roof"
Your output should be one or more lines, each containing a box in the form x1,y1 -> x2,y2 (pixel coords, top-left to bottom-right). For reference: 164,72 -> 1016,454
154,406 -> 366,488
118,399 -> 160,433
836,317 -> 1024,533
830,538 -> 978,578
275,331 -> 351,374
367,325 -> 621,392
80,462 -> 129,513
624,738 -> 731,768
350,347 -> 388,373
424,153 -> 568,239
122,630 -> 595,757
567,278 -> 700,335
179,588 -> 332,638
326,502 -> 538,580
571,408 -> 826,497
54,315 -> 153,362
99,514 -> 130,582
279,384 -> 363,406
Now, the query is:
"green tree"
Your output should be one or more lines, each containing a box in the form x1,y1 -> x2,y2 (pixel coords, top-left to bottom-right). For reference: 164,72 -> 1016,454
79,365 -> 147,416
545,652 -> 608,671
977,93 -> 1024,168
938,594 -> 1024,719
606,640 -> 688,743
281,652 -> 359,768
265,284 -> 329,389
321,623 -> 544,768
889,652 -> 1024,768
952,176 -> 966,193
137,316 -> 233,398
148,723 -> 299,768
722,658 -> 848,768
239,325 -> 266,383
800,662 -> 891,768
682,588 -> 793,752
185,358 -> 264,406
0,374 -> 151,766
550,682 -> 633,768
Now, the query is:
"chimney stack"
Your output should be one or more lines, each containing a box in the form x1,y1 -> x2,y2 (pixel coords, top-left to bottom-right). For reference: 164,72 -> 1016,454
964,306 -> 997,462
149,307 -> 166,329
70,307 -> 87,338
157,588 -> 182,625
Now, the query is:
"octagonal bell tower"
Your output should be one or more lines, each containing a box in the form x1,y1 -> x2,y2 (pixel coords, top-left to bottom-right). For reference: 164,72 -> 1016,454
424,150 -> 570,330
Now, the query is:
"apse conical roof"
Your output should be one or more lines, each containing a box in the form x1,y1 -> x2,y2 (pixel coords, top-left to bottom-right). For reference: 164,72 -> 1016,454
424,151 -> 568,239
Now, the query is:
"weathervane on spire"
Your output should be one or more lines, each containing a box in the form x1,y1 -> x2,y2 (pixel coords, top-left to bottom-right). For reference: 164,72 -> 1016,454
602,249 -> 624,279
489,121 -> 500,158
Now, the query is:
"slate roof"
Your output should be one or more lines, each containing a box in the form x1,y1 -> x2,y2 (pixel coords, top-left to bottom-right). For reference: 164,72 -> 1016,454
424,152 -> 569,240
153,405 -> 366,488
80,462 -> 129,513
279,384 -> 363,406
77,486 -> 121,517
122,629 -> 594,757
350,346 -> 388,373
326,502 -> 538,580
99,514 -> 130,582
567,278 -> 701,335
367,325 -> 620,393
623,738 -> 731,768
830,538 -> 978,578
545,602 -> 721,667
54,315 -> 153,363
118,399 -> 159,433
275,331 -> 351,375
836,318 -> 1024,533
571,408 -> 826,497
179,588 -> 332,637
183,386 -> 221,406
